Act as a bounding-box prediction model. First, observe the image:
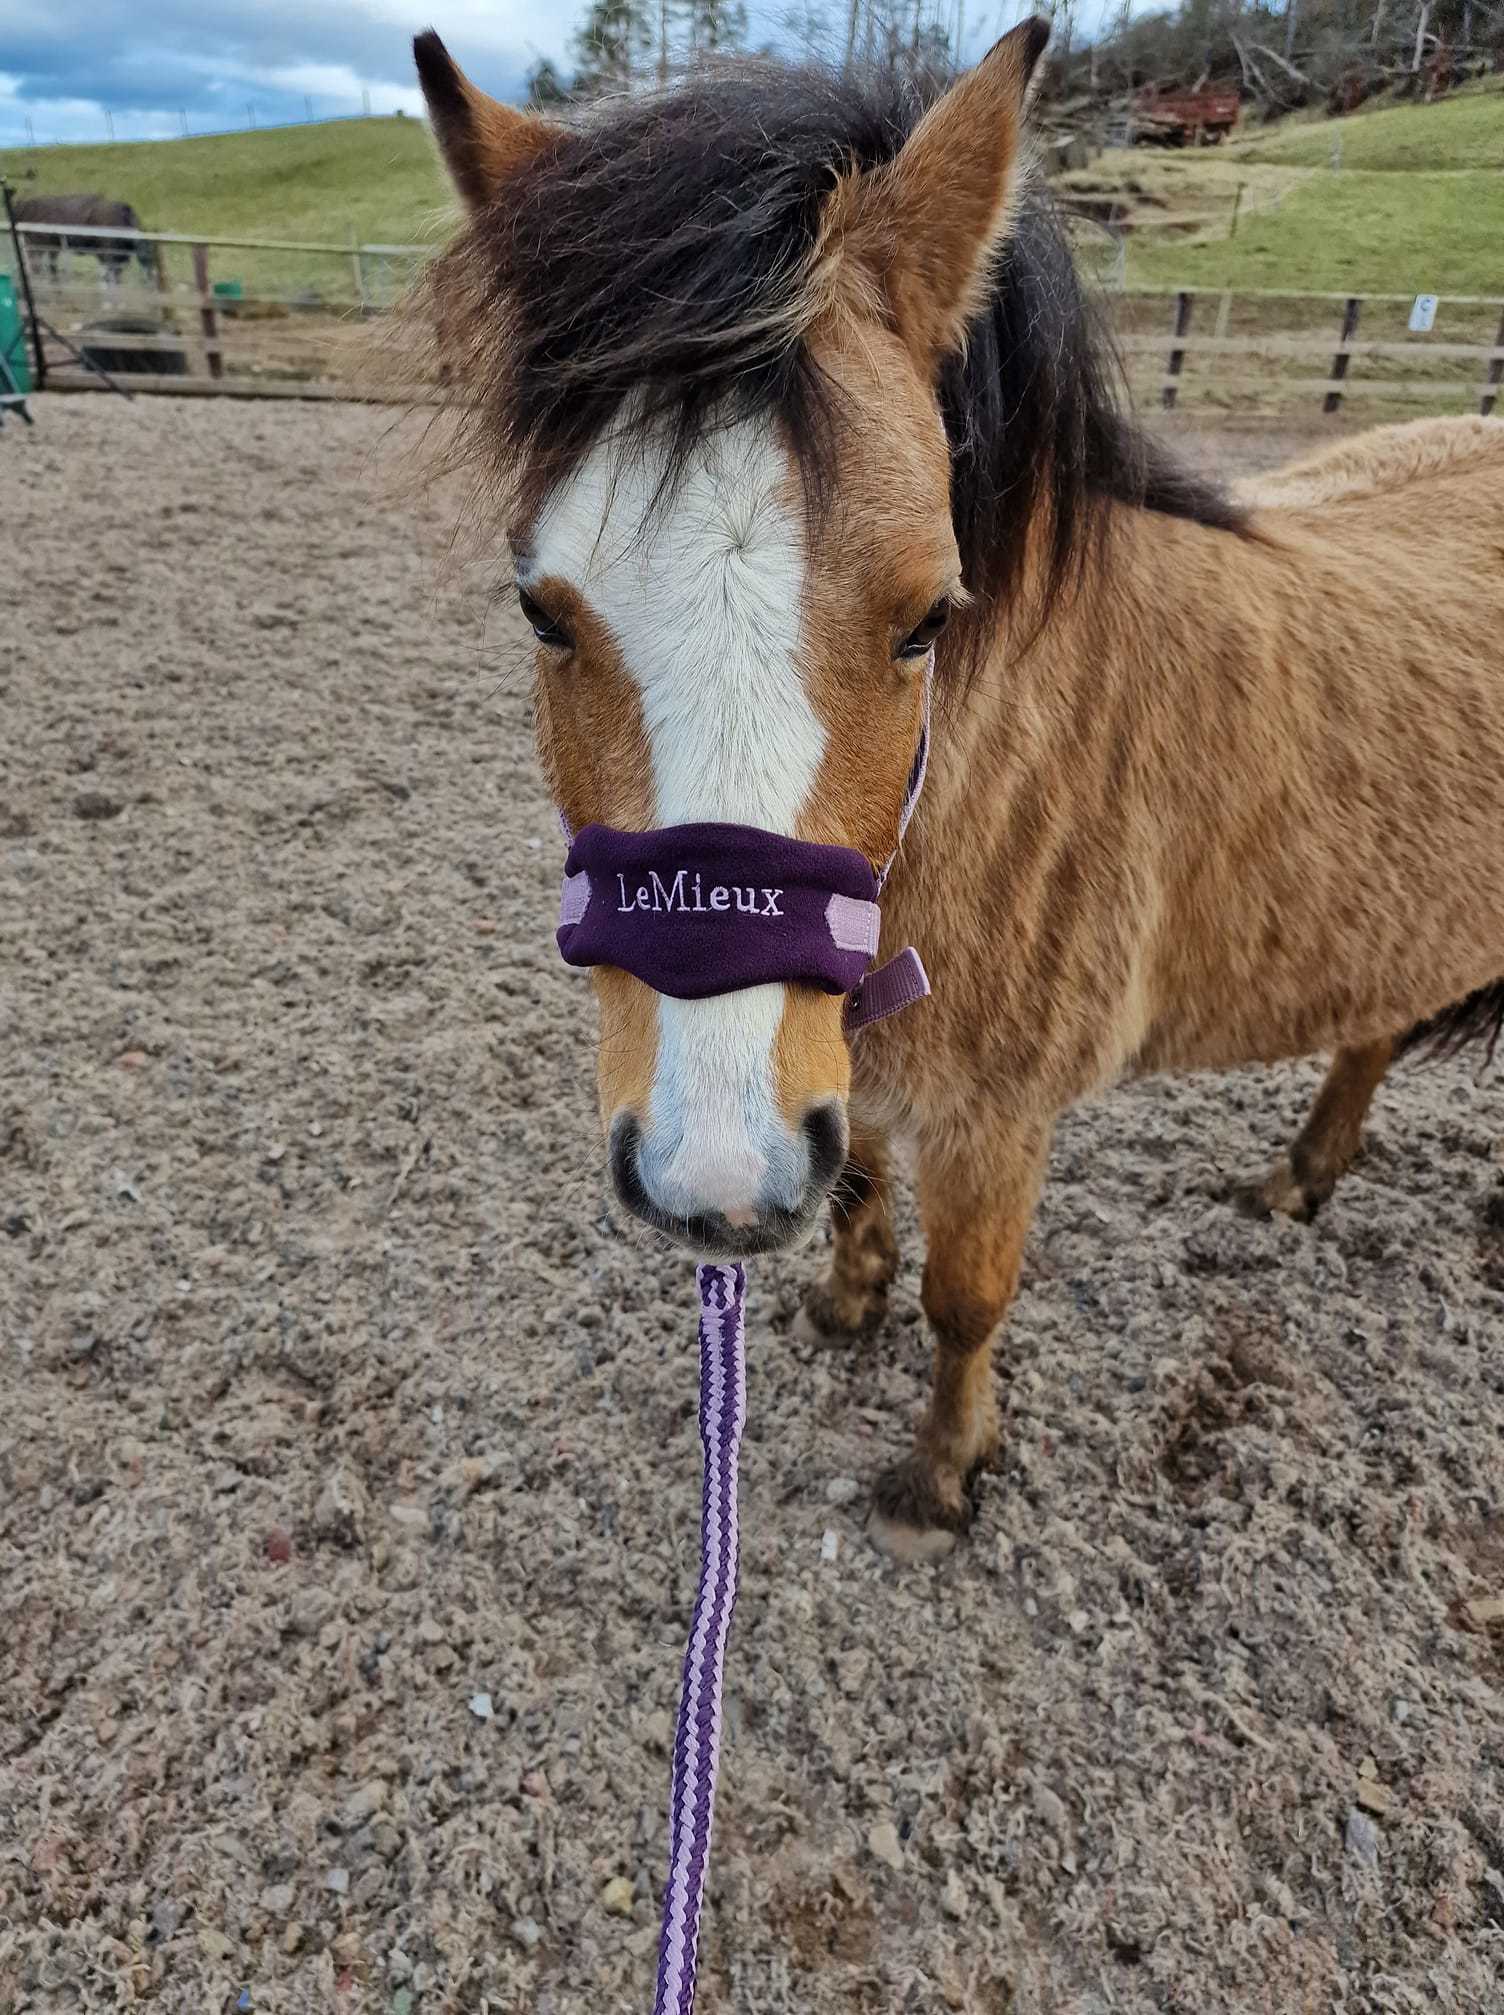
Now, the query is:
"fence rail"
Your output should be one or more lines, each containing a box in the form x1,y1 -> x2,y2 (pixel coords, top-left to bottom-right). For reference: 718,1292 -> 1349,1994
5,222 -> 1502,418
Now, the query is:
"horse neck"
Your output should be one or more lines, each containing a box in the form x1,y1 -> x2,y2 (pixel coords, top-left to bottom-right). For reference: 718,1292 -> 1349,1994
905,496 -> 1286,880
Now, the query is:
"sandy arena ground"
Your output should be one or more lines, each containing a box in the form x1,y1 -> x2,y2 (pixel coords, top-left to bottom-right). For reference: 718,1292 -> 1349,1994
4,395 -> 1503,2015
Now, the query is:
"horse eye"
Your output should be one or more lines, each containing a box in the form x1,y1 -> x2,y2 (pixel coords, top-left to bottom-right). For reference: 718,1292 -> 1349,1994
518,587 -> 573,650
898,599 -> 950,660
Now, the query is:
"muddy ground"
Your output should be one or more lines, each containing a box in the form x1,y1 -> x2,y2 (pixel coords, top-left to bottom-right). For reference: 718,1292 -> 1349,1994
3,396 -> 1503,2015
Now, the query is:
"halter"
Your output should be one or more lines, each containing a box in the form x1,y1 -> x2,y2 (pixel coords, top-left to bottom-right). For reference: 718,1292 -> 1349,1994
552,658 -> 935,2015
557,657 -> 932,1033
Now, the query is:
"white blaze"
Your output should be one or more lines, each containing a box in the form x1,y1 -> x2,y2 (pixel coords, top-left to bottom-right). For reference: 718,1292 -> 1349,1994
533,415 -> 823,1218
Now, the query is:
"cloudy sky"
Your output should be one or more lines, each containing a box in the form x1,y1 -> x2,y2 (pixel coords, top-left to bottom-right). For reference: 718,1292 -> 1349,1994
0,0 -> 1131,148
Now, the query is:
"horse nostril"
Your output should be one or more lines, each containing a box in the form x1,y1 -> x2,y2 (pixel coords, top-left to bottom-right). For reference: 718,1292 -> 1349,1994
801,1100 -> 847,1191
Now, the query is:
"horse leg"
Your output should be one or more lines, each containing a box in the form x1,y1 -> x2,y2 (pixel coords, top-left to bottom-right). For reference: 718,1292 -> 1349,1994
869,1121 -> 1051,1562
797,1115 -> 898,1343
1259,1037 -> 1393,1221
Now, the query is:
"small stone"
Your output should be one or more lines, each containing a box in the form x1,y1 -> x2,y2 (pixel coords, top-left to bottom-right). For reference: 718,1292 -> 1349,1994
867,1821 -> 903,1872
1464,1595 -> 1504,1628
601,1876 -> 636,1917
836,1650 -> 869,1698
392,1992 -> 414,2015
1032,1783 -> 1069,1834
287,1589 -> 333,1639
641,1710 -> 672,1752
282,1924 -> 304,1956
74,792 -> 123,821
117,1050 -> 148,1069
418,1616 -> 445,1645
521,1769 -> 549,1800
511,1916 -> 542,1951
263,1528 -> 293,1565
1355,1777 -> 1393,1817
1067,1609 -> 1090,1635
468,1692 -> 494,1721
341,1780 -> 387,1827
820,1528 -> 840,1563
198,1928 -> 234,1962
324,1867 -> 350,1895
1345,1807 -> 1380,1865
825,1477 -> 861,1506
942,1870 -> 969,1920
389,1503 -> 427,1530
259,1883 -> 295,1916
1393,1699 -> 1411,1724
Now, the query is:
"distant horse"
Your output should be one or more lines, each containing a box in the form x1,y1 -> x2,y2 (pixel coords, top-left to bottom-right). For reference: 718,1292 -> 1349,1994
13,195 -> 155,284
413,26 -> 1504,1561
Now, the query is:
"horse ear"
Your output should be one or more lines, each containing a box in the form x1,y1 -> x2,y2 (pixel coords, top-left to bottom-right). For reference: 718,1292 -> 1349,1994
414,30 -> 559,211
823,17 -> 1049,367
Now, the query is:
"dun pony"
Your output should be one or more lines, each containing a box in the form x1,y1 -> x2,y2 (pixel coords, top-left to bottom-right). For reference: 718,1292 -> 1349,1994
414,22 -> 1504,1558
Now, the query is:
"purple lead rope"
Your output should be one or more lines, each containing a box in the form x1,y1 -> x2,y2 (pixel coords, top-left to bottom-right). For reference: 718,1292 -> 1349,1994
653,1262 -> 748,2015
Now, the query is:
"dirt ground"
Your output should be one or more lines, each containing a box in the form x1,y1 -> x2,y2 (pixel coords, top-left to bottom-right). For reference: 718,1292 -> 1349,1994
4,395 -> 1503,2015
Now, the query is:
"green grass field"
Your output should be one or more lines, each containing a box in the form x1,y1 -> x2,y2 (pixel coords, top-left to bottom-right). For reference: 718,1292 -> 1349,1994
1125,165 -> 1502,295
1231,77 -> 1504,171
0,116 -> 452,253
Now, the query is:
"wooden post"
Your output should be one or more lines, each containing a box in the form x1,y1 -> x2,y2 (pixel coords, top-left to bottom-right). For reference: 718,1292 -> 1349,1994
192,242 -> 223,381
1323,294 -> 1361,414
1162,290 -> 1194,410
1228,183 -> 1244,238
1214,289 -> 1233,341
1482,304 -> 1504,417
349,231 -> 366,314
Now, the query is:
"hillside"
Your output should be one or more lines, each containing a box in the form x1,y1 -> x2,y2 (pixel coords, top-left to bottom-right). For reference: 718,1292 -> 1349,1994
1125,165 -> 1502,295
0,117 -> 452,251
1231,78 -> 1504,172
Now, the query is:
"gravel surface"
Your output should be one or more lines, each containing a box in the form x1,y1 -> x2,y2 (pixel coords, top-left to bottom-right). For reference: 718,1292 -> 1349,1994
3,394 -> 1503,2014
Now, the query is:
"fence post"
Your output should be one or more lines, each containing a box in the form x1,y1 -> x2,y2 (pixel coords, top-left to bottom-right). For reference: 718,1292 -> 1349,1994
1481,304 -> 1504,417
349,231 -> 367,315
1228,183 -> 1244,239
1323,295 -> 1362,415
192,242 -> 223,381
1162,290 -> 1194,410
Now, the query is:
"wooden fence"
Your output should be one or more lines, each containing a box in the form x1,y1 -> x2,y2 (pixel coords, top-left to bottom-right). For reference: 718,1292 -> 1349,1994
1119,286 -> 1504,417
7,221 -> 1503,419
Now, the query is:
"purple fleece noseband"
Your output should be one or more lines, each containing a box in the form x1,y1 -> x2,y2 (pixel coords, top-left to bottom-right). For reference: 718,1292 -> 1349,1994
556,661 -> 933,1032
560,821 -> 883,997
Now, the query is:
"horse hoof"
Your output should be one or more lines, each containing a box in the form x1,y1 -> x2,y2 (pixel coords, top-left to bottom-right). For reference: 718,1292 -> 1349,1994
866,1455 -> 969,1563
794,1280 -> 886,1348
1254,1157 -> 1322,1223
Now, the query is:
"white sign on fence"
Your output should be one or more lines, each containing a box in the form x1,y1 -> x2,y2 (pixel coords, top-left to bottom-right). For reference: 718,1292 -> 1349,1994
1408,294 -> 1439,334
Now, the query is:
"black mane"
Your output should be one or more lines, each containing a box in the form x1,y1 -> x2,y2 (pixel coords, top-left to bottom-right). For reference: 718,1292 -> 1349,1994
432,60 -> 1244,667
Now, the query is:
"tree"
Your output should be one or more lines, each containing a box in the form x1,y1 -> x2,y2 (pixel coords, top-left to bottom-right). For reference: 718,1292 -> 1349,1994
572,0 -> 653,91
525,57 -> 572,106
686,0 -> 750,55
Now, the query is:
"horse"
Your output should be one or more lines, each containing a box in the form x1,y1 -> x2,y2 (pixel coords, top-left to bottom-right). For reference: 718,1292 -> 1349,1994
12,195 -> 155,285
412,23 -> 1504,1562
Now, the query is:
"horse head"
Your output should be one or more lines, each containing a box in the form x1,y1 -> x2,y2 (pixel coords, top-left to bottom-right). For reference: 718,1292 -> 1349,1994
416,22 -> 1048,1256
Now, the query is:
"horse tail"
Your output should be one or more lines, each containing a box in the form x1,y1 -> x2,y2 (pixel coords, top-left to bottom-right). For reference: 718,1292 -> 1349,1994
1396,980 -> 1504,1068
